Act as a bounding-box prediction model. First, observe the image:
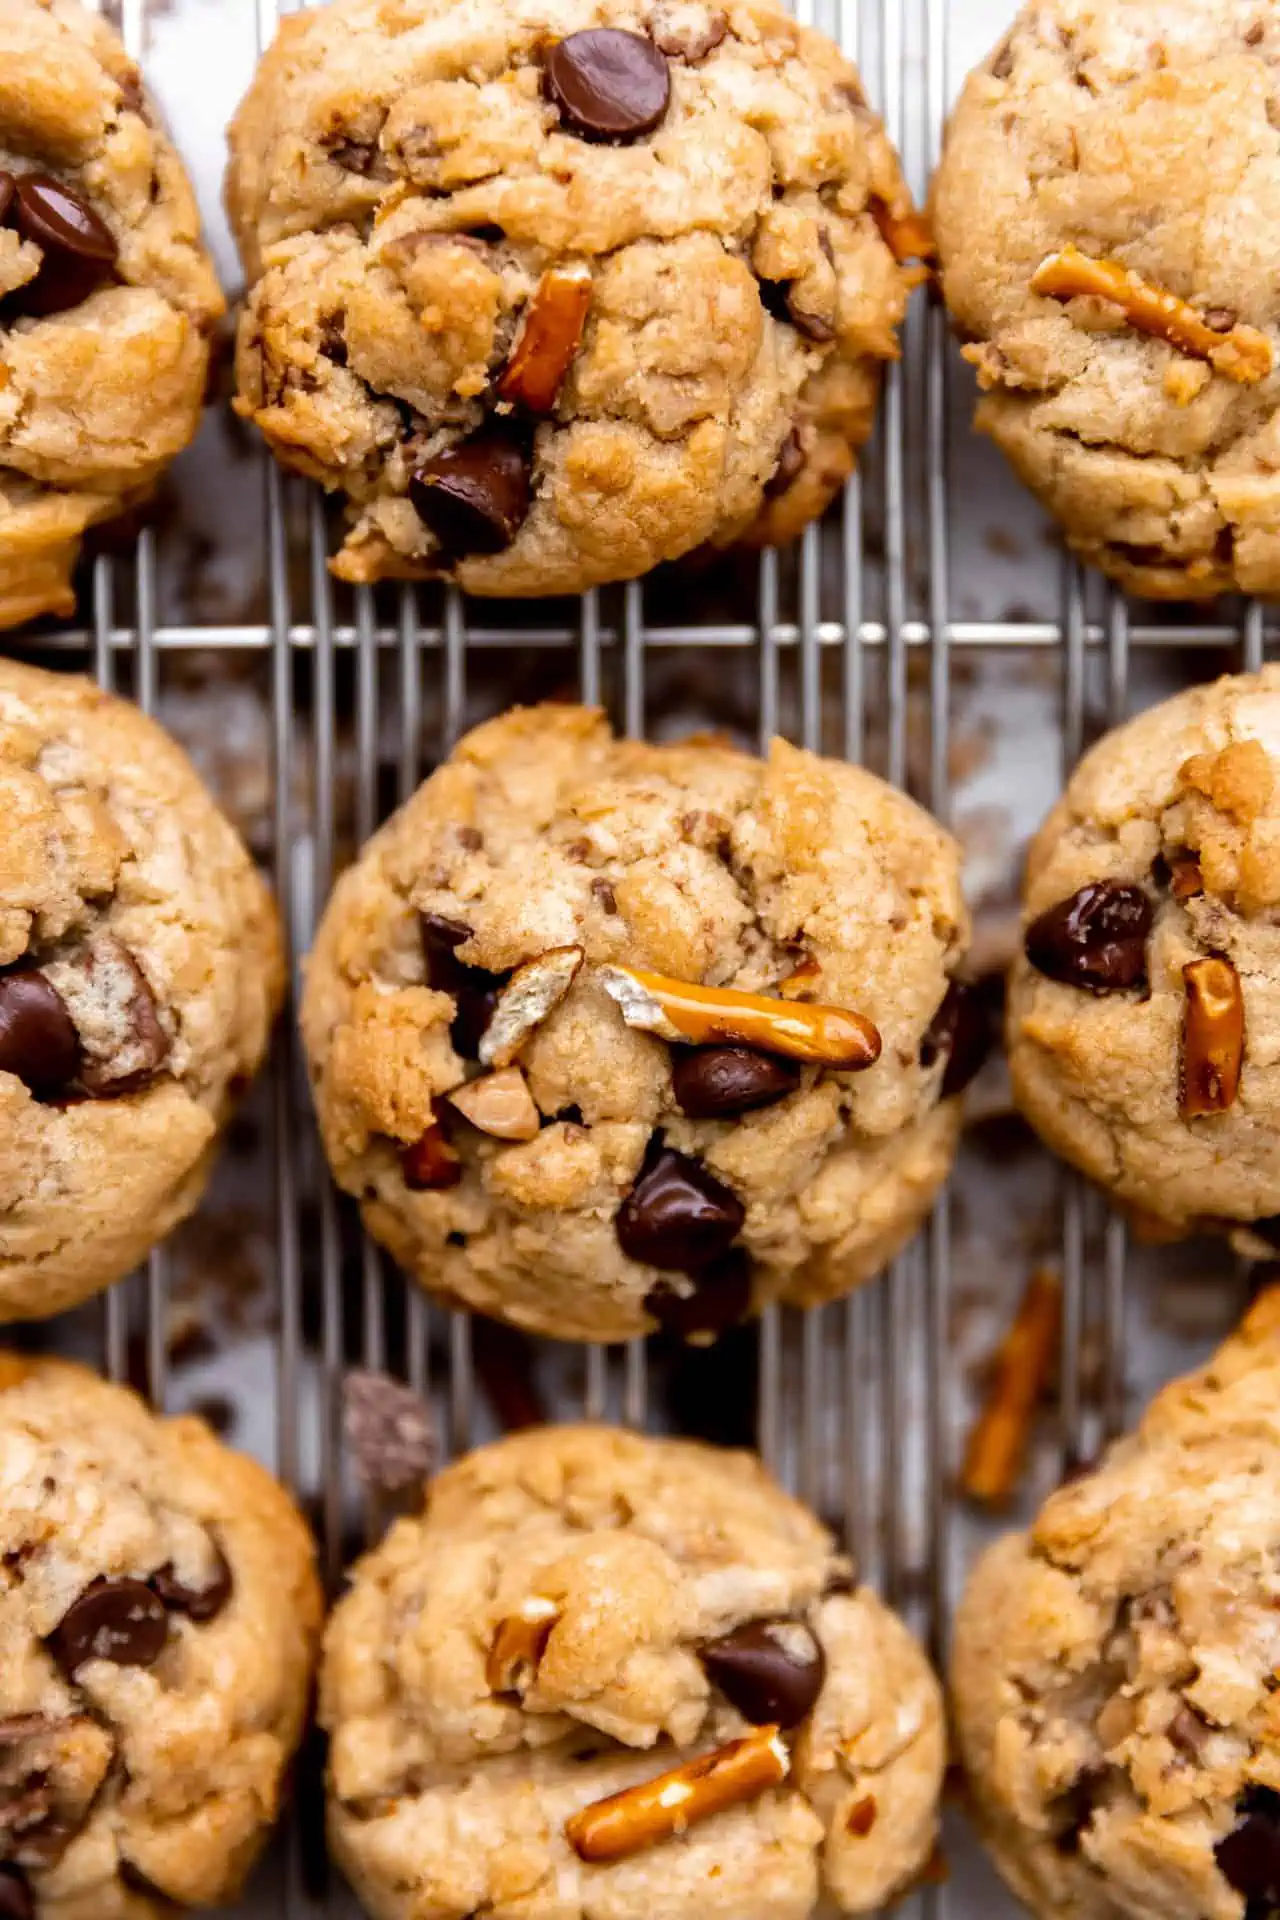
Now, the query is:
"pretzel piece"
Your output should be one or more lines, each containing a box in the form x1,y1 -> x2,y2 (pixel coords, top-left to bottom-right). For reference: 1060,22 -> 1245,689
1031,245 -> 1272,384
961,1268 -> 1062,1507
597,964 -> 880,1069
1181,955 -> 1244,1118
564,1726 -> 789,1863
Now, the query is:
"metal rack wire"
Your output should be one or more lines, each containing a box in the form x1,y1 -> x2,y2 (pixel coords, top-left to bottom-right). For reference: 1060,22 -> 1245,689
21,0 -> 1277,1913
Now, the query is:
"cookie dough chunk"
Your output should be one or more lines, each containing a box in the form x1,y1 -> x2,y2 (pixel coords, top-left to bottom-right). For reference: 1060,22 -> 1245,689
323,1423 -> 944,1920
0,0 -> 223,629
226,0 -> 920,597
932,0 -> 1280,600
1008,665 -> 1280,1244
953,1286 -> 1280,1920
300,704 -> 974,1343
0,661 -> 283,1321
0,1352 -> 322,1918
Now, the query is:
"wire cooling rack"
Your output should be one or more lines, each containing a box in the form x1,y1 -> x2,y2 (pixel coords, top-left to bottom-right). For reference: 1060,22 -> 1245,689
12,0 -> 1275,1913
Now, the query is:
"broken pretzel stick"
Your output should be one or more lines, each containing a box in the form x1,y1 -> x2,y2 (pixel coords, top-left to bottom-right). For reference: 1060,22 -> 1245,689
1031,245 -> 1272,385
870,197 -> 936,265
961,1267 -> 1062,1507
486,1597 -> 559,1692
597,964 -> 880,1070
479,946 -> 583,1070
497,262 -> 592,414
564,1725 -> 789,1864
1181,954 -> 1244,1118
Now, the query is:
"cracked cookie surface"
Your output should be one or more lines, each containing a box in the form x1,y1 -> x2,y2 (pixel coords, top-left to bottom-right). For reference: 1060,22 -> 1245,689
300,704 -> 972,1343
322,1422 -> 944,1920
1007,665 -> 1280,1242
0,0 -> 223,629
932,0 -> 1280,600
0,1351 -> 321,1919
225,0 -> 918,597
953,1286 -> 1280,1920
0,660 -> 283,1322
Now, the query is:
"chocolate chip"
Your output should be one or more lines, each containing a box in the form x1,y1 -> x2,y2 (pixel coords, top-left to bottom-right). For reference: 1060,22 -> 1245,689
672,1045 -> 800,1118
1049,1771 -> 1103,1855
544,29 -> 671,141
758,277 -> 834,342
0,972 -> 79,1096
419,914 -> 508,1059
1024,883 -> 1153,993
616,1145 -> 744,1274
0,1870 -> 30,1920
410,432 -> 531,558
919,980 -> 990,1098
420,914 -> 473,985
342,1369 -> 435,1493
1251,1215 -> 1280,1250
0,175 -> 14,228
1217,1788 -> 1280,1907
764,426 -> 805,499
11,174 -> 117,317
700,1618 -> 826,1728
150,1547 -> 233,1623
47,1578 -> 168,1677
645,1245 -> 751,1339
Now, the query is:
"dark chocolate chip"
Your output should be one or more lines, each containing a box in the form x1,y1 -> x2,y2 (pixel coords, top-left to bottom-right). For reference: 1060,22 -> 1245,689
0,175 -> 14,228
1024,883 -> 1153,993
1218,1788 -> 1280,1908
616,1146 -> 744,1274
342,1369 -> 435,1493
544,29 -> 671,141
701,1618 -> 826,1728
0,1869 -> 31,1920
764,426 -> 805,499
150,1547 -> 233,1623
1251,1215 -> 1280,1250
420,914 -> 473,989
758,277 -> 833,341
47,1578 -> 168,1677
410,432 -> 531,558
1049,1771 -> 1104,1855
419,914 -> 508,1060
672,1045 -> 800,1118
12,174 -> 117,317
645,1245 -> 751,1339
919,979 -> 990,1098
0,972 -> 79,1096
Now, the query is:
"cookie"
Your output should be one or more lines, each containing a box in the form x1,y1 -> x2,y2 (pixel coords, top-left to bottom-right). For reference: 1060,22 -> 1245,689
1007,665 -> 1280,1245
225,0 -> 921,598
0,0 -> 223,629
300,704 -> 975,1343
0,660 -> 283,1322
932,0 -> 1280,600
952,1286 -> 1280,1920
0,1351 -> 322,1918
322,1423 -> 944,1920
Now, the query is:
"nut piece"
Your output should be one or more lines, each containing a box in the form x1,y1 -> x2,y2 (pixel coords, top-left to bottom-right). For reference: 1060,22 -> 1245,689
1181,955 -> 1245,1118
497,263 -> 593,413
448,1066 -> 541,1141
961,1267 -> 1062,1507
597,964 -> 880,1069
564,1725 -> 789,1863
1031,245 -> 1273,385
485,1597 -> 559,1692
479,946 -> 584,1069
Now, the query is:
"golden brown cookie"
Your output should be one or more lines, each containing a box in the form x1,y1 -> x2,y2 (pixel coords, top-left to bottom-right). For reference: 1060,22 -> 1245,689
0,661 -> 283,1322
1008,665 -> 1280,1246
226,0 -> 921,596
300,704 -> 975,1343
933,0 -> 1280,599
323,1423 -> 944,1920
0,1352 -> 322,1918
954,1287 -> 1280,1920
0,0 -> 223,628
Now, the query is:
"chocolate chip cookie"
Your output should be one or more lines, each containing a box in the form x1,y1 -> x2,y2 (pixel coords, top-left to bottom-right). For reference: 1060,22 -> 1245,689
225,0 -> 923,597
953,1285 -> 1280,1920
300,704 -> 975,1343
932,0 -> 1280,599
0,0 -> 223,629
0,661 -> 283,1322
0,1350 -> 321,1918
1008,665 -> 1280,1245
323,1423 -> 945,1920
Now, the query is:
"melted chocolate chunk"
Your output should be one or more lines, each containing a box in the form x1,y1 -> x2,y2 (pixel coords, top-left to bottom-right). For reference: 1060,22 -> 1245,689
1024,883 -> 1153,993
701,1618 -> 826,1727
47,1578 -> 168,1677
1217,1787 -> 1280,1911
150,1546 -> 233,1623
644,1245 -> 751,1339
919,979 -> 990,1098
0,972 -> 79,1096
410,432 -> 531,559
616,1146 -> 744,1275
9,174 -> 118,317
